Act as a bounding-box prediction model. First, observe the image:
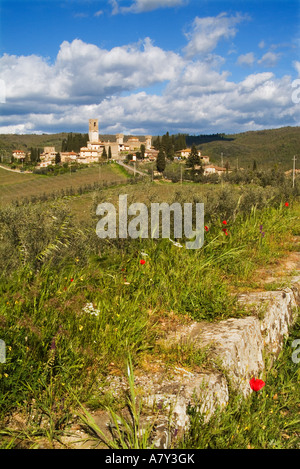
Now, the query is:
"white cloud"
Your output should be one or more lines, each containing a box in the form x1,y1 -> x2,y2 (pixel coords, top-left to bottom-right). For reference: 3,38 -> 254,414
112,0 -> 187,14
258,40 -> 266,49
94,10 -> 103,17
258,51 -> 281,67
236,52 -> 255,67
0,13 -> 298,136
293,60 -> 300,76
183,12 -> 249,58
0,38 -> 183,107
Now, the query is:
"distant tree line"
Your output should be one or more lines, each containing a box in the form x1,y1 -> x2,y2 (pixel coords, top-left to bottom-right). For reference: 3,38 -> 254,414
185,133 -> 234,146
153,132 -> 187,158
61,133 -> 89,153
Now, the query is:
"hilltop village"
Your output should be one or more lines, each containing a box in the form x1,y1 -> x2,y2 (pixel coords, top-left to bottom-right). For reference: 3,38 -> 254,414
10,119 -> 233,176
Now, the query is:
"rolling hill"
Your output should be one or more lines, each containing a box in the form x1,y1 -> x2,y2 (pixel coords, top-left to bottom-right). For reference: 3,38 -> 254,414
0,126 -> 299,172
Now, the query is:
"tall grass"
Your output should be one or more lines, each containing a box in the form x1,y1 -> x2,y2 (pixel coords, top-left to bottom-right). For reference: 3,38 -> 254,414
0,182 -> 299,447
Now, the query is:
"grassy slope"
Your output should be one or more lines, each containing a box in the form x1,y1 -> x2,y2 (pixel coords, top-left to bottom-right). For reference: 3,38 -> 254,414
192,126 -> 300,171
0,180 -> 299,448
0,163 -> 130,206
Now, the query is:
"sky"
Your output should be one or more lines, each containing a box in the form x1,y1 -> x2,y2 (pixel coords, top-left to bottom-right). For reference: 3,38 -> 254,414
0,0 -> 299,136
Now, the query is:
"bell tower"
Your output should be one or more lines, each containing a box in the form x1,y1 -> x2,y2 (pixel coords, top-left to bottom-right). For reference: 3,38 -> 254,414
89,119 -> 99,142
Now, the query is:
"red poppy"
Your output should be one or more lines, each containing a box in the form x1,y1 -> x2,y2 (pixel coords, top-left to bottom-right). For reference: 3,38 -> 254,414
222,220 -> 227,225
204,225 -> 209,231
140,259 -> 146,265
249,377 -> 265,392
70,278 -> 74,282
285,202 -> 289,207
222,228 -> 228,232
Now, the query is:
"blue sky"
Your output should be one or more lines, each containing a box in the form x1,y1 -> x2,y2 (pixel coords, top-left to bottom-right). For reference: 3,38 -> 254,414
0,0 -> 299,135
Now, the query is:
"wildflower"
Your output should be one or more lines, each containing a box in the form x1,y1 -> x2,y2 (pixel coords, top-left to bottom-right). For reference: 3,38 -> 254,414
285,202 -> 289,207
50,337 -> 56,350
259,225 -> 263,232
82,302 -> 100,316
140,259 -> 146,265
249,377 -> 265,392
70,278 -> 74,282
79,325 -> 83,331
169,238 -> 183,247
204,226 -> 209,232
222,220 -> 227,225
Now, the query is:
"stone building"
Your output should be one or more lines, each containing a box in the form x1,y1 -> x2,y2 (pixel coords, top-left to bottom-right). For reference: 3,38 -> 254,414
79,119 -> 152,162
12,150 -> 26,160
40,146 -> 56,162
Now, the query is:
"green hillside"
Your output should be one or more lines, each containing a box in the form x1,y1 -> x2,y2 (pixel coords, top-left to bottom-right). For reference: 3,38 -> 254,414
194,126 -> 299,172
0,133 -> 69,154
0,126 -> 299,171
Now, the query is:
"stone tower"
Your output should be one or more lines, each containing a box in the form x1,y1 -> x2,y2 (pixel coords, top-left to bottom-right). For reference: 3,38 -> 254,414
116,133 -> 124,145
89,119 -> 99,142
145,135 -> 152,150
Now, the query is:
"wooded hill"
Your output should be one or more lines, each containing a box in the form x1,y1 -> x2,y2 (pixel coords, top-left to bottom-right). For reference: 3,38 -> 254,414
192,126 -> 299,172
0,126 -> 299,171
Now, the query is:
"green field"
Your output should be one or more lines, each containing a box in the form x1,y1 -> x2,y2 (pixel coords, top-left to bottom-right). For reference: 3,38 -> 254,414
0,166 -> 299,448
0,163 -> 130,207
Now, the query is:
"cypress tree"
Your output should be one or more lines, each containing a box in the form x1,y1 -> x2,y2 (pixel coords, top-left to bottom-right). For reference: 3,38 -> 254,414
186,144 -> 200,169
156,149 -> 166,173
55,152 -> 61,164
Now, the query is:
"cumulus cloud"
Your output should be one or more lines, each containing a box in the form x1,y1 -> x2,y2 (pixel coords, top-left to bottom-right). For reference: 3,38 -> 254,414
112,0 -> 187,14
293,60 -> 300,76
236,52 -> 255,67
258,51 -> 281,67
183,12 -> 249,58
0,12 -> 298,135
0,38 -> 183,108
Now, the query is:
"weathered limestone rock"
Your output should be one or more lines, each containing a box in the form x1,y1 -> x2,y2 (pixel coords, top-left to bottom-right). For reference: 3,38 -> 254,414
239,289 -> 298,358
74,275 -> 299,449
142,370 -> 229,448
